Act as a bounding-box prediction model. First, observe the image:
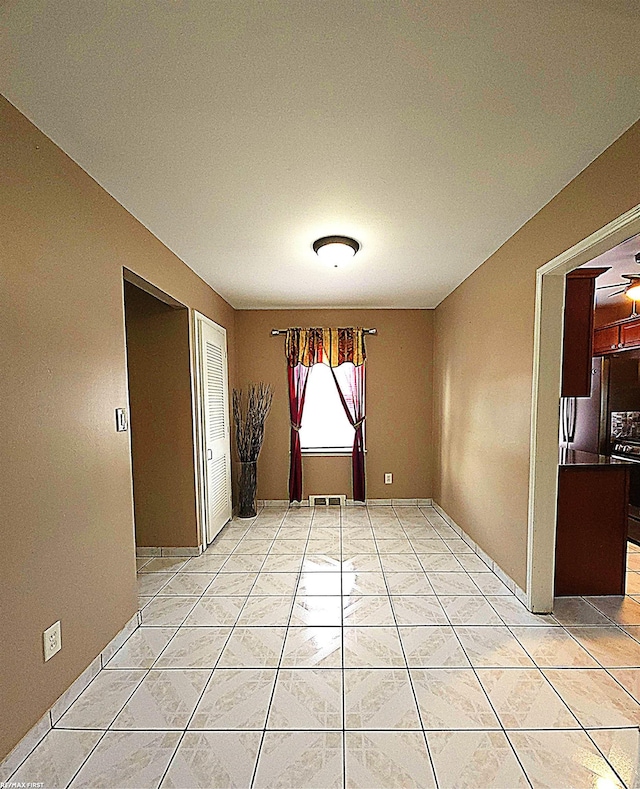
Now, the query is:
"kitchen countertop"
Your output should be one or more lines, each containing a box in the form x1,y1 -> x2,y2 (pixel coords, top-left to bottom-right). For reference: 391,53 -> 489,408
559,448 -> 635,467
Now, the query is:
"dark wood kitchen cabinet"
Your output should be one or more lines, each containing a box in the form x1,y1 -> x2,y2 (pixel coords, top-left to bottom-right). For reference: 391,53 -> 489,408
593,325 -> 621,355
594,318 -> 640,356
555,452 -> 629,596
562,268 -> 609,396
621,321 -> 640,349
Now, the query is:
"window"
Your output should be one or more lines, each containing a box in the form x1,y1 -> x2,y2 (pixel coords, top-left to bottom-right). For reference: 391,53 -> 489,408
299,362 -> 363,454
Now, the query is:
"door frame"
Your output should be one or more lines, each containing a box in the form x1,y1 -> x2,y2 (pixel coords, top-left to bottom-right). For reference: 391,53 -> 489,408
527,203 -> 640,612
191,310 -> 232,548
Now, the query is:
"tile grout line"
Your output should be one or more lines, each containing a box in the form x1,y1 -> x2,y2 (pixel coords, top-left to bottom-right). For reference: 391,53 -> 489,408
429,547 -> 640,786
10,506 -> 640,787
402,505 -> 551,788
212,514 -> 275,626
61,729 -> 112,788
417,538 -> 608,747
152,512 -> 269,788
579,587 -> 640,634
581,728 -> 631,788
54,666 -> 155,787
340,503 -> 346,789
544,631 -> 640,716
504,610 -> 640,713
150,507 -> 278,787
4,715 -> 96,784
153,503 -> 264,786
47,723 -> 640,733
53,662 -> 148,731
249,505 -> 310,789
401,506 -> 535,761
384,504 -> 441,789
155,728 -> 188,788
433,576 -> 535,789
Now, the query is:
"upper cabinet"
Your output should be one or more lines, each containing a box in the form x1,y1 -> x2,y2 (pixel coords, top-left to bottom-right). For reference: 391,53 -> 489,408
562,268 -> 609,397
594,318 -> 640,356
620,321 -> 640,349
593,325 -> 621,355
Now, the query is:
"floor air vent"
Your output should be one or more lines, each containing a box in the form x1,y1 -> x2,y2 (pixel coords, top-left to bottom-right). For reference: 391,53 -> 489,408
309,494 -> 347,507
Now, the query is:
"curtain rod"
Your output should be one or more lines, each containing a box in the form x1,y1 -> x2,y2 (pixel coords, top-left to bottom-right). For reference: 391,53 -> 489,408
270,328 -> 377,336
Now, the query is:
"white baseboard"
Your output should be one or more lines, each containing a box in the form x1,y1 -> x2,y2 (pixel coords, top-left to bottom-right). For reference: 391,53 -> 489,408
256,498 -> 432,509
0,711 -> 51,784
136,546 -> 202,557
348,498 -> 433,506
432,501 -> 528,607
0,610 -> 140,779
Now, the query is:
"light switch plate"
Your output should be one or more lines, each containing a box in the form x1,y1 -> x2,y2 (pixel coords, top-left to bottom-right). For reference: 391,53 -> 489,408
115,408 -> 128,432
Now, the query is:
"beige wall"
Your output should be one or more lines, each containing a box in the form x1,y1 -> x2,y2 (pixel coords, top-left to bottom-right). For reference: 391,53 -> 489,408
236,309 -> 434,501
124,282 -> 198,547
433,120 -> 640,590
0,96 -> 236,760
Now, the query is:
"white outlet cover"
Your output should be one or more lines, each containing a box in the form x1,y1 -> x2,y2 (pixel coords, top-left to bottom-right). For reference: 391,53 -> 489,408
384,473 -> 393,484
44,620 -> 61,662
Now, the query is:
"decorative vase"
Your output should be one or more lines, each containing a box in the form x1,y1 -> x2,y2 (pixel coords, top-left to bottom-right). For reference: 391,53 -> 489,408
238,460 -> 258,518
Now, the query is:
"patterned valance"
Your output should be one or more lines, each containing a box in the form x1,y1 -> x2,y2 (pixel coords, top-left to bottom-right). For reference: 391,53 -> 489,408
285,327 -> 366,368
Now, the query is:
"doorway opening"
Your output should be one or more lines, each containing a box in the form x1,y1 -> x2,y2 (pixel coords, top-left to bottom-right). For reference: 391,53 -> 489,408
123,272 -> 199,553
527,205 -> 640,612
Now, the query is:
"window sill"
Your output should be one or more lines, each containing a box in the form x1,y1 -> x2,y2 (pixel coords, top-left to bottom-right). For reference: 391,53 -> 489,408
301,449 -> 367,457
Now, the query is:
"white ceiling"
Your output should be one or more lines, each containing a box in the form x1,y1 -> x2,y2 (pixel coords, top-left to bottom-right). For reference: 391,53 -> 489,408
2,1 -> 639,308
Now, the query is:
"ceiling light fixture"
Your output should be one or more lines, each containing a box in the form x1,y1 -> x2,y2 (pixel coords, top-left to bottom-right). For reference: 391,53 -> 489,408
313,235 -> 360,268
626,282 -> 640,301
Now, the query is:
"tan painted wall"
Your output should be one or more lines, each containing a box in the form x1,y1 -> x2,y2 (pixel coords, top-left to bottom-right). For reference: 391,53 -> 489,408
433,120 -> 640,591
124,283 -> 198,547
0,96 -> 236,760
236,309 -> 434,501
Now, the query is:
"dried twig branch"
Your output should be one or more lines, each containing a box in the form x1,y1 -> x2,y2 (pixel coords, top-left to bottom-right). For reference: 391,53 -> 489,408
232,383 -> 273,462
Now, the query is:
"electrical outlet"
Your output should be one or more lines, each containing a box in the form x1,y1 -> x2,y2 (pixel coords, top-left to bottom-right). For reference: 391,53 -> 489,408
384,473 -> 393,484
43,621 -> 61,662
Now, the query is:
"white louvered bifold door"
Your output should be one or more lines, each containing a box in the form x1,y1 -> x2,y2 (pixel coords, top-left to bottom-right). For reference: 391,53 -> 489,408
199,320 -> 232,543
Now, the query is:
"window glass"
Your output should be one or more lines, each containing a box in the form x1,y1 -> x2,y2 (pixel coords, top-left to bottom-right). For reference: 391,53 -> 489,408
299,362 -> 356,452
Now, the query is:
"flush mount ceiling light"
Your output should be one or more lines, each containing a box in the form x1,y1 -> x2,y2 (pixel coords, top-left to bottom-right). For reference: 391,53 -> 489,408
313,236 -> 360,267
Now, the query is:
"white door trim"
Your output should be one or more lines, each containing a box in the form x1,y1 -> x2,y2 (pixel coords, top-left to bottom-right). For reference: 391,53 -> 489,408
191,310 -> 232,548
527,203 -> 640,612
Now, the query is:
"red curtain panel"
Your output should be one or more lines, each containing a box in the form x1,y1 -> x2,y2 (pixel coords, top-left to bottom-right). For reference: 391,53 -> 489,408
287,362 -> 310,502
330,362 -> 366,502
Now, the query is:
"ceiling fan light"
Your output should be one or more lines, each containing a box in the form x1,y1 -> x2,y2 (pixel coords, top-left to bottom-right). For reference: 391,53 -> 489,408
313,235 -> 360,267
627,283 -> 640,301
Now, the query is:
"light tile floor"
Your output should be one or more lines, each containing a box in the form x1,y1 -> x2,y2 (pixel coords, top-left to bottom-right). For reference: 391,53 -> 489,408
7,505 -> 640,788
